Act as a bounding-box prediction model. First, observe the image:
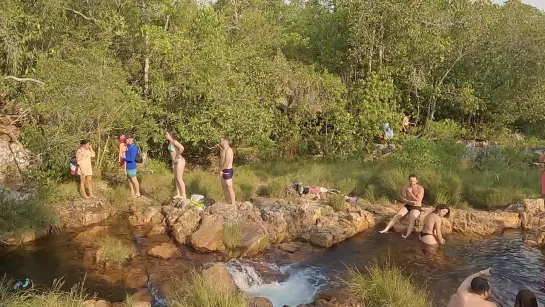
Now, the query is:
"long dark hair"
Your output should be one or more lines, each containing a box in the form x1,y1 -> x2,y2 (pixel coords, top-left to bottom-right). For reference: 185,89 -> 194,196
434,204 -> 450,218
515,289 -> 538,307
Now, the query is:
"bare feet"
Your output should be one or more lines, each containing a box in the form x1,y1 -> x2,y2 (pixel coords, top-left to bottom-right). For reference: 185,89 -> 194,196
402,234 -> 407,239
379,229 -> 388,234
173,195 -> 182,199
82,195 -> 90,199
89,195 -> 96,199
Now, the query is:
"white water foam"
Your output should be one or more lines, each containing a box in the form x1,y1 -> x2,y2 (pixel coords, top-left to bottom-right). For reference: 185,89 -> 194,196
225,260 -> 330,307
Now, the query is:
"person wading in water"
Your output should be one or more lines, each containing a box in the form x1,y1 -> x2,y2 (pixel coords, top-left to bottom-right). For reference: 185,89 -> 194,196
219,136 -> 235,204
379,174 -> 425,237
447,268 -> 497,307
419,205 -> 450,245
166,131 -> 186,199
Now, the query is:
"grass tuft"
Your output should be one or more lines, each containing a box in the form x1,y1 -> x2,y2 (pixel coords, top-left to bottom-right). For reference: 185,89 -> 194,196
96,236 -> 136,264
342,261 -> 431,307
223,222 -> 242,250
0,276 -> 89,307
167,271 -> 247,307
327,194 -> 346,212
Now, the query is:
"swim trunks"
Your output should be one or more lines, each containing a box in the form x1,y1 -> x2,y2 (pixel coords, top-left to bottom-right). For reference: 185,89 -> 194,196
127,168 -> 137,178
222,168 -> 234,180
404,204 -> 422,212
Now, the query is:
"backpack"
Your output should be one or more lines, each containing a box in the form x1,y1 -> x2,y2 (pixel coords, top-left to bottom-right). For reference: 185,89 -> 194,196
135,146 -> 143,164
69,151 -> 78,175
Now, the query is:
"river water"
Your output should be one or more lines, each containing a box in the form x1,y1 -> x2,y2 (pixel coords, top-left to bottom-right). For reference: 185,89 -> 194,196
0,221 -> 544,307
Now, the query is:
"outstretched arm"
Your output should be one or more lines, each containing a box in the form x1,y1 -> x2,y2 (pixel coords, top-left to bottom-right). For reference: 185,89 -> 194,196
457,268 -> 491,296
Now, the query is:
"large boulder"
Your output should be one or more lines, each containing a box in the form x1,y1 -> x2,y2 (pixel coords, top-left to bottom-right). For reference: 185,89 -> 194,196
171,208 -> 201,244
450,209 -> 519,235
191,215 -> 225,252
202,264 -> 237,294
58,199 -> 115,229
0,140 -> 31,183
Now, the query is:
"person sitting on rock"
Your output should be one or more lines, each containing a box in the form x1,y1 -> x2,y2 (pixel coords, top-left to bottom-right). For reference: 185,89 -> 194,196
379,174 -> 424,237
514,289 -> 539,307
447,268 -> 496,307
419,205 -> 450,245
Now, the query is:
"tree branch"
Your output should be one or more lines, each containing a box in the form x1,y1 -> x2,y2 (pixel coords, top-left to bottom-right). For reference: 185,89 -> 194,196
3,76 -> 45,86
63,7 -> 99,22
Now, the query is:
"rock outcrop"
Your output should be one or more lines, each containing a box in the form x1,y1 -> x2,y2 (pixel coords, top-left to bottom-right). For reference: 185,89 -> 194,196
58,199 -> 115,229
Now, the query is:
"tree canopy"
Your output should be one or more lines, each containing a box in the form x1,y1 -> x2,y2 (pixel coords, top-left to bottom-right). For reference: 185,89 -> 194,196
1,0 -> 544,177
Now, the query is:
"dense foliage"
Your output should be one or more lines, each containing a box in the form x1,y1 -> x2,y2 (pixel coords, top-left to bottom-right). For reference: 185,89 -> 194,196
1,0 -> 545,178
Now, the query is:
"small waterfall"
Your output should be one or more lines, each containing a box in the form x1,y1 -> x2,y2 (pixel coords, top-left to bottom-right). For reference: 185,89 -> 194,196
225,260 -> 330,307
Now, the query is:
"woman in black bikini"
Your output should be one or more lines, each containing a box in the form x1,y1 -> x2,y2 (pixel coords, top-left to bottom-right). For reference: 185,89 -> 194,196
420,205 -> 450,245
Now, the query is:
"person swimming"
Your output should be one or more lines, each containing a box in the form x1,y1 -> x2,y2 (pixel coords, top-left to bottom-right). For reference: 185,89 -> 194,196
419,204 -> 450,245
514,289 -> 539,307
447,268 -> 497,307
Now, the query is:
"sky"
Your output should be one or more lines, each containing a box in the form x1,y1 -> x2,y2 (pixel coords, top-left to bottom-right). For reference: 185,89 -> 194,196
491,0 -> 545,11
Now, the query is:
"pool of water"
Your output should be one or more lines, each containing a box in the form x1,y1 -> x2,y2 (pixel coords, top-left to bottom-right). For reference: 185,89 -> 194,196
1,219 -> 544,307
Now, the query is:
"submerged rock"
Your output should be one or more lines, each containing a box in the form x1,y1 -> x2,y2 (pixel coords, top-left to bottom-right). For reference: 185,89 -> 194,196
278,242 -> 299,253
0,229 -> 48,245
73,226 -> 109,247
124,268 -> 149,288
248,297 -> 273,307
148,243 -> 179,259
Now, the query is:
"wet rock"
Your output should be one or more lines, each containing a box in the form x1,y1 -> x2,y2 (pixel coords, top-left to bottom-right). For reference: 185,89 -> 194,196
0,229 -> 48,245
148,243 -> 179,259
278,242 -> 299,253
524,231 -> 545,246
191,215 -> 225,252
171,208 -> 201,244
146,224 -> 166,236
82,300 -> 96,307
129,206 -> 163,227
450,209 -> 519,235
248,297 -> 273,307
130,289 -> 153,303
309,228 -> 335,248
58,199 -> 115,229
95,300 -> 112,307
124,268 -> 148,288
202,264 -> 237,294
74,226 -> 109,247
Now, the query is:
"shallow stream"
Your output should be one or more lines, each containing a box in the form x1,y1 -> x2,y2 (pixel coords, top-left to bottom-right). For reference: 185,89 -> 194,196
1,217 -> 544,307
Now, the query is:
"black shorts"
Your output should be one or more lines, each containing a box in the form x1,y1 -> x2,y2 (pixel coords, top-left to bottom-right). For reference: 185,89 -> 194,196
404,204 -> 422,213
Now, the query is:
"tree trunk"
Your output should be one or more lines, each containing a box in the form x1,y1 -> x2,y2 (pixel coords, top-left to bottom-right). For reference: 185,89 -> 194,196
143,32 -> 150,97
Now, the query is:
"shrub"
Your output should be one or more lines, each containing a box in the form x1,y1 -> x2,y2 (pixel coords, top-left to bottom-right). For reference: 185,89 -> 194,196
373,167 -> 407,201
0,276 -> 89,307
328,194 -> 346,212
423,119 -> 466,140
391,139 -> 463,170
420,171 -> 462,206
167,271 -> 247,307
96,237 -> 135,264
223,222 -> 242,250
0,193 -> 60,237
342,261 -> 431,307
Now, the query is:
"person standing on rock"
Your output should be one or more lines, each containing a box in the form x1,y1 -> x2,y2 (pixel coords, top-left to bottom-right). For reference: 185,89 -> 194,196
118,134 -> 127,175
76,139 -> 95,199
419,205 -> 450,245
379,174 -> 424,237
123,134 -> 141,198
166,131 -> 186,199
219,136 -> 235,204
446,267 -> 496,307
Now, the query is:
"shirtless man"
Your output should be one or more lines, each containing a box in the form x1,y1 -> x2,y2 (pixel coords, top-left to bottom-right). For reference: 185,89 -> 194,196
402,115 -> 410,133
419,205 -> 450,245
118,134 -> 127,175
166,131 -> 186,199
219,137 -> 235,204
379,174 -> 424,237
447,268 -> 496,307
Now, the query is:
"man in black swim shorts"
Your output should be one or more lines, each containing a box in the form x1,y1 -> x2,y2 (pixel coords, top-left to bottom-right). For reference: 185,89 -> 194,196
379,174 -> 425,237
219,137 -> 236,204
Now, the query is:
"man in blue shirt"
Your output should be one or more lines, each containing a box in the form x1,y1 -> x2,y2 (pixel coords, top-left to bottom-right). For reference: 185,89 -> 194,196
123,134 -> 141,197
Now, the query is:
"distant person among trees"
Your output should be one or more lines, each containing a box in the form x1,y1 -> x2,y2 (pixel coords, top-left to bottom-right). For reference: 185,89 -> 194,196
118,134 -> 127,175
419,205 -> 450,245
166,131 -> 186,199
402,114 -> 410,133
76,139 -> 95,199
383,122 -> 394,140
379,174 -> 425,237
446,268 -> 496,307
219,136 -> 235,204
514,289 -> 539,307
123,134 -> 141,198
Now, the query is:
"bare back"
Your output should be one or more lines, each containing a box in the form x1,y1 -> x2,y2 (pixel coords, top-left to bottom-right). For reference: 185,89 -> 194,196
422,213 -> 439,234
447,293 -> 497,307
